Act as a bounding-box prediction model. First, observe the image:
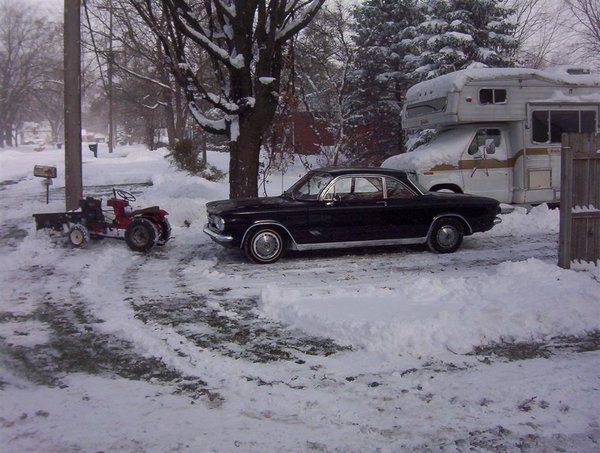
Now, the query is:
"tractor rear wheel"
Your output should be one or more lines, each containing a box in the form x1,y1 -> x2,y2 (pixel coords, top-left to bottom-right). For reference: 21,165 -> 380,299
157,218 -> 171,245
125,218 -> 157,252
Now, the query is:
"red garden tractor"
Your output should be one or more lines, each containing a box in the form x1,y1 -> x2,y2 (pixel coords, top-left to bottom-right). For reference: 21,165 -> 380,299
34,189 -> 171,252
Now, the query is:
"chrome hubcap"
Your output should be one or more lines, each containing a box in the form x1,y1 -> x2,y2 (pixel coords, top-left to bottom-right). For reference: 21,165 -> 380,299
437,226 -> 458,248
253,232 -> 281,260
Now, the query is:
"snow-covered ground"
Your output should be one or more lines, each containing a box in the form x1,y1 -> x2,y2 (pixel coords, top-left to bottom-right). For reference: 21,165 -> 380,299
1,144 -> 599,452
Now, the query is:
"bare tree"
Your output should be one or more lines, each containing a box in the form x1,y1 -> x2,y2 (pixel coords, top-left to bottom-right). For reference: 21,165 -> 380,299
565,0 -> 600,65
83,0 -> 190,149
509,0 -> 572,68
128,0 -> 325,199
294,0 -> 355,166
0,0 -> 57,147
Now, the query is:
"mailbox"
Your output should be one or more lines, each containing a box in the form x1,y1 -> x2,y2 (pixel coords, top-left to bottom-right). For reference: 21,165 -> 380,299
34,165 -> 57,179
34,165 -> 57,204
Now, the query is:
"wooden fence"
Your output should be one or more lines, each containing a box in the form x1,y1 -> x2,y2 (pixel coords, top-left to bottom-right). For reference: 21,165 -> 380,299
559,133 -> 600,268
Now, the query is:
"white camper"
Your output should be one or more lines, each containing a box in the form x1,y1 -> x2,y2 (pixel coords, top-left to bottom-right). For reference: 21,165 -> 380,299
382,67 -> 600,204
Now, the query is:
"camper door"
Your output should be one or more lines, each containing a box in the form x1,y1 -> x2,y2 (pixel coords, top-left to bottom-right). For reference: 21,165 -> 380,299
461,128 -> 511,203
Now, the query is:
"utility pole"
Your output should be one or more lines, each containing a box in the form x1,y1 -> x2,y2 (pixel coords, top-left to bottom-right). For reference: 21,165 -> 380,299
64,0 -> 82,210
108,1 -> 114,153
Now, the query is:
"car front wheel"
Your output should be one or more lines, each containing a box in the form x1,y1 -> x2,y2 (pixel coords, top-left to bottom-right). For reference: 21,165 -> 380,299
245,227 -> 286,264
428,218 -> 463,253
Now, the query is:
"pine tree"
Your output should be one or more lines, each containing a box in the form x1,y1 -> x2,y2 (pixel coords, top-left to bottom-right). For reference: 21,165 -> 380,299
350,0 -> 423,160
412,0 -> 518,79
350,0 -> 518,161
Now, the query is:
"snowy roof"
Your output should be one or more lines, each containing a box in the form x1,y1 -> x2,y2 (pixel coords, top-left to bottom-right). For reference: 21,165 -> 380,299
406,66 -> 600,102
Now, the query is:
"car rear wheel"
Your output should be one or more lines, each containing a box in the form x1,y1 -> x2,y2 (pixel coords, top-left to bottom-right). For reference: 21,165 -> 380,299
428,218 -> 463,253
245,227 -> 285,264
125,218 -> 157,252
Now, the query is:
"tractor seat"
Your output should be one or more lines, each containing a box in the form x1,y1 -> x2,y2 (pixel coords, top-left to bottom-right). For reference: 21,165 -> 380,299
131,206 -> 160,216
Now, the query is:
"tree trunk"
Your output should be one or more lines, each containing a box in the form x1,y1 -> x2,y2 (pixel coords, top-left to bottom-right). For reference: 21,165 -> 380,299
229,119 -> 262,199
164,99 -> 177,149
5,127 -> 13,146
227,82 -> 280,198
146,123 -> 156,150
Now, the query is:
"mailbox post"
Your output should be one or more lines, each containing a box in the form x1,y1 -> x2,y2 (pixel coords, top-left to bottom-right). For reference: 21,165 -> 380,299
34,165 -> 58,204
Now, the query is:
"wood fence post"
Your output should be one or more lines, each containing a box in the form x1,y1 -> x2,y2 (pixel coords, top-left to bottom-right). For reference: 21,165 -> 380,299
558,134 -> 573,269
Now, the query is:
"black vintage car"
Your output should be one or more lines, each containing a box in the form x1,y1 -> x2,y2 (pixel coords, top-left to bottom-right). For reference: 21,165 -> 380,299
204,168 -> 501,264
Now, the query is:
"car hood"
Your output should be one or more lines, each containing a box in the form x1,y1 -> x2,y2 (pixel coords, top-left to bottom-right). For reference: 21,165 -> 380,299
207,196 -> 306,215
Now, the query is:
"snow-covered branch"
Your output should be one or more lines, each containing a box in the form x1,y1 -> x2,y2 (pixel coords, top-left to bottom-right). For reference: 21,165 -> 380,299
276,0 -> 326,42
115,64 -> 175,92
188,102 -> 227,135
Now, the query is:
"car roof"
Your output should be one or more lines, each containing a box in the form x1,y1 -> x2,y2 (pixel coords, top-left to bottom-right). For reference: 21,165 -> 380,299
314,167 -> 412,179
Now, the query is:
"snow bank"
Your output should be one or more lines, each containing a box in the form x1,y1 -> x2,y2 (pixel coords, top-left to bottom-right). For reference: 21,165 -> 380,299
260,258 -> 600,358
490,203 -> 559,236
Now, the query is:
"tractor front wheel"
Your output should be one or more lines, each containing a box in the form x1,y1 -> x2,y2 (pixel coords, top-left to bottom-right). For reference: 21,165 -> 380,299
125,218 -> 157,252
69,224 -> 89,247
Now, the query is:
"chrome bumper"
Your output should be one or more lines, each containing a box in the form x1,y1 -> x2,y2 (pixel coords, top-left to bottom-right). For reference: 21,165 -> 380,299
203,224 -> 233,243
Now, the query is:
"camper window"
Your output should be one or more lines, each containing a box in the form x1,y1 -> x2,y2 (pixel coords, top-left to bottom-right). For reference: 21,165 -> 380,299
468,129 -> 501,155
532,110 -> 597,144
479,89 -> 506,105
406,97 -> 447,118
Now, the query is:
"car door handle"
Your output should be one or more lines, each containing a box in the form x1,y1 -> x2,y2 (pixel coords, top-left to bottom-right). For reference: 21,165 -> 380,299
376,201 -> 387,207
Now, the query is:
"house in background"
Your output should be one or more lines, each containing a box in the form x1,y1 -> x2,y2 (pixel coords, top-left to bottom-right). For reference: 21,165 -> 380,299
19,122 -> 53,145
289,112 -> 335,155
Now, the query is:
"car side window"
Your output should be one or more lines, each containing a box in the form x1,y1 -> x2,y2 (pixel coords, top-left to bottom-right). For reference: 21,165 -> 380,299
353,177 -> 383,200
323,176 -> 383,201
385,177 -> 415,199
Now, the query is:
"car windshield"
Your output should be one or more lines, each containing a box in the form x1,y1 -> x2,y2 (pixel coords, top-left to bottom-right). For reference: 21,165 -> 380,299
284,171 -> 333,200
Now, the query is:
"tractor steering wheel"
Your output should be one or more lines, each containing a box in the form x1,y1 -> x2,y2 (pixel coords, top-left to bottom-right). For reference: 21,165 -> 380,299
115,189 -> 136,202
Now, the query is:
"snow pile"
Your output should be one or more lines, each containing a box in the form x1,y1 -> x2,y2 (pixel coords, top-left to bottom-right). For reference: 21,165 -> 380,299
490,203 -> 559,236
260,258 -> 600,357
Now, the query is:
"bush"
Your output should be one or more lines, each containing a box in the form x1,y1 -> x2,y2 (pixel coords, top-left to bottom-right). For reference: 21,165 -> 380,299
165,139 -> 226,182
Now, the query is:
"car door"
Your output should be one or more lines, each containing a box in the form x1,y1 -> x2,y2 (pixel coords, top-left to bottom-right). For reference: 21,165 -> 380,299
380,176 -> 430,239
307,175 -> 388,244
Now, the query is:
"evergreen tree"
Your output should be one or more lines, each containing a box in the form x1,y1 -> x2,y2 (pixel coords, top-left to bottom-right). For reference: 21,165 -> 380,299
350,0 -> 423,160
350,0 -> 518,161
412,0 -> 518,79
